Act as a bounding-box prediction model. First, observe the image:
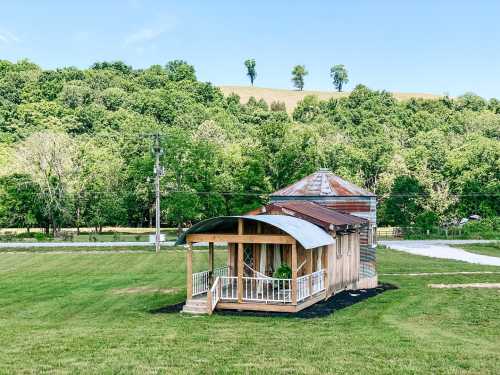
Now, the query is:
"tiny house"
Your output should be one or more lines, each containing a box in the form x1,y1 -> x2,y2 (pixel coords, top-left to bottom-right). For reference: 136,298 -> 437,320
178,170 -> 377,315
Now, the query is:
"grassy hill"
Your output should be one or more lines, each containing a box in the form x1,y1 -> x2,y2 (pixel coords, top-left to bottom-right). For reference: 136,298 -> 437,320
219,85 -> 442,113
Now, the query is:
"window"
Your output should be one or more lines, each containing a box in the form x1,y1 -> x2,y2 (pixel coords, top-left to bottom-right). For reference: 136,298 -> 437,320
244,245 -> 253,268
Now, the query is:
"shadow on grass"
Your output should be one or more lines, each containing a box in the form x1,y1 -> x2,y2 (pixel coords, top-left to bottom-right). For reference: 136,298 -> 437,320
149,283 -> 398,318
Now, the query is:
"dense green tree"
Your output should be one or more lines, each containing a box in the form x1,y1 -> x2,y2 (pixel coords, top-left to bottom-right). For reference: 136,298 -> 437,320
330,64 -> 349,92
291,65 -> 308,91
244,59 -> 257,86
165,60 -> 196,82
379,176 -> 427,227
0,59 -> 498,232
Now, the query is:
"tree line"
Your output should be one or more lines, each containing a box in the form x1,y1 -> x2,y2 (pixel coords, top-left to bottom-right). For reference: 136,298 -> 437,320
0,59 -> 498,235
244,59 -> 349,91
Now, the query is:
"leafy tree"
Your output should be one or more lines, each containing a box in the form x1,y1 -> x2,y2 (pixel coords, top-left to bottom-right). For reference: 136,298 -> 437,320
165,60 -> 196,82
379,176 -> 427,227
244,59 -> 257,86
330,64 -> 349,92
11,131 -> 76,235
0,174 -> 41,231
291,65 -> 308,91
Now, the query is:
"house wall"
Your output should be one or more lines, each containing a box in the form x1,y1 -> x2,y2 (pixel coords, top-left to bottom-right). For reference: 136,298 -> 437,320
329,231 -> 360,294
270,195 -> 377,282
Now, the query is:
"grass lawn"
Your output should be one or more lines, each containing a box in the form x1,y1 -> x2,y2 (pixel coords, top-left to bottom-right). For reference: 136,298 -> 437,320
0,247 -> 499,374
452,242 -> 500,258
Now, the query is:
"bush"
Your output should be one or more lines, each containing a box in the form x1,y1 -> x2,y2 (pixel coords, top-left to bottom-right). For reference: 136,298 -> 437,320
273,263 -> 292,279
415,211 -> 439,231
34,232 -> 51,241
462,217 -> 500,239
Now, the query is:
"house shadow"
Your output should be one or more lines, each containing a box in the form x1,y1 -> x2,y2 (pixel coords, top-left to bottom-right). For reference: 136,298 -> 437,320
149,283 -> 398,318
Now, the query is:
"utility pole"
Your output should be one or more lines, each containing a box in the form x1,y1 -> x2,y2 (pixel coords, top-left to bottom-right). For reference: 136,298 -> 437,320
153,133 -> 164,253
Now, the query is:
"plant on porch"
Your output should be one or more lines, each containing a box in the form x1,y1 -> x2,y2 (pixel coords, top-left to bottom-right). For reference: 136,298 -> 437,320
273,263 -> 292,279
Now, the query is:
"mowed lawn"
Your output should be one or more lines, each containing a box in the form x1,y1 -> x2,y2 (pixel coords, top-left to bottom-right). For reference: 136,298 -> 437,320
452,242 -> 500,257
0,248 -> 499,374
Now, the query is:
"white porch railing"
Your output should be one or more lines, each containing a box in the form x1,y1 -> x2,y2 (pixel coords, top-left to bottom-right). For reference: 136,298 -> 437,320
220,276 -> 238,300
297,275 -> 310,302
192,266 -> 229,297
204,270 -> 325,304
192,270 -> 209,296
214,265 -> 229,278
311,269 -> 325,295
297,269 -> 326,302
242,277 -> 292,303
209,276 -> 221,312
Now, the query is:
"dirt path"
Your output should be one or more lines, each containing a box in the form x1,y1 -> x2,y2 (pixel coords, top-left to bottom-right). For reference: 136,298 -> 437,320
380,271 -> 500,276
379,240 -> 500,266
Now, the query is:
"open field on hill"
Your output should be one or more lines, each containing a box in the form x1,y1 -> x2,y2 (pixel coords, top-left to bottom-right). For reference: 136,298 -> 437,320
0,246 -> 499,374
219,85 -> 443,113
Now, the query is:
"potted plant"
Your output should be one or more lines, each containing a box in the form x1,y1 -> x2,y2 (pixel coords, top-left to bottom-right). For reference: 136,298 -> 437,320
273,263 -> 292,279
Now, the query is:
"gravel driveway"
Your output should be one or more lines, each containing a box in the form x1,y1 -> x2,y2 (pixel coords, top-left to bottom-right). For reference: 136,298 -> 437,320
379,240 -> 500,266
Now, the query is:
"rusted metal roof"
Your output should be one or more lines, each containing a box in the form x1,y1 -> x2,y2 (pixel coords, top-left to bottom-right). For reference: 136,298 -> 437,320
263,201 -> 367,230
176,215 -> 335,249
270,168 -> 375,197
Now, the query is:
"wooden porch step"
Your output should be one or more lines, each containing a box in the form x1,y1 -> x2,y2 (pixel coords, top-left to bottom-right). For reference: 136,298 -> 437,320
182,297 -> 209,315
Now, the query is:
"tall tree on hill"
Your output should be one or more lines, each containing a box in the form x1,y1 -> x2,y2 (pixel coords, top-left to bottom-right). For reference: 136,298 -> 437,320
244,59 -> 257,86
330,64 -> 349,92
291,65 -> 308,91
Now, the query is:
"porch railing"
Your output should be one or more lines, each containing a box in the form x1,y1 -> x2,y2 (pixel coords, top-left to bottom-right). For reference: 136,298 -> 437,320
220,276 -> 238,300
209,276 -> 221,313
192,270 -> 209,296
214,265 -> 229,278
297,274 -> 310,302
311,269 -> 325,295
242,277 -> 292,303
297,269 -> 326,302
192,266 -> 230,297
199,269 -> 326,303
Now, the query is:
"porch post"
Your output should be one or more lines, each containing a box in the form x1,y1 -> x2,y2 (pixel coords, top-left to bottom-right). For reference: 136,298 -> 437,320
237,218 -> 244,303
324,245 -> 330,299
291,241 -> 298,305
186,242 -> 193,300
208,241 -> 214,284
306,248 -> 313,296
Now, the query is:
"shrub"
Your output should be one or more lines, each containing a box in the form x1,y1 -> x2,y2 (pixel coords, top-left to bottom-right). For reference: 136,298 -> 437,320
273,263 -> 292,279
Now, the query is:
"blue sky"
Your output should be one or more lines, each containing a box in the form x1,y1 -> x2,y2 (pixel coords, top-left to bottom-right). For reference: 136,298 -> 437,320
1,0 -> 499,97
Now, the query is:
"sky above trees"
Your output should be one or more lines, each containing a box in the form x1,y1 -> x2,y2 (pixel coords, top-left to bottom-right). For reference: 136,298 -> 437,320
0,0 -> 499,97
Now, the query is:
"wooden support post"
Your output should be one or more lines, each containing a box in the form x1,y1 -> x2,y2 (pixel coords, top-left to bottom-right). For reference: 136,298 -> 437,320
186,242 -> 193,300
208,242 -> 214,285
306,249 -> 313,296
227,243 -> 232,275
291,241 -> 298,305
323,245 -> 330,299
237,218 -> 244,303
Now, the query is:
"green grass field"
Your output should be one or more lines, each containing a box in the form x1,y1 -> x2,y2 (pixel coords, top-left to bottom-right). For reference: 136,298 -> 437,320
0,247 -> 499,374
452,242 -> 500,257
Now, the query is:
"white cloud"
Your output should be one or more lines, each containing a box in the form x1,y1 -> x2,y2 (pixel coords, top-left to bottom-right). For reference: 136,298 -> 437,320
123,27 -> 165,46
0,30 -> 20,44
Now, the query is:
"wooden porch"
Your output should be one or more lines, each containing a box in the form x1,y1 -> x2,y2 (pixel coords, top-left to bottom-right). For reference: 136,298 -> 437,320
184,217 -> 333,314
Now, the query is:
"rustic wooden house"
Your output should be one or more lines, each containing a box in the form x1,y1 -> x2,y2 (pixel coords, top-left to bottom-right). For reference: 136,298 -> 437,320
269,168 -> 377,289
178,169 -> 377,314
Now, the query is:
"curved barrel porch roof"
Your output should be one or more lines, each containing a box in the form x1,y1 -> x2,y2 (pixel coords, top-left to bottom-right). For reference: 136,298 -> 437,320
176,214 -> 335,249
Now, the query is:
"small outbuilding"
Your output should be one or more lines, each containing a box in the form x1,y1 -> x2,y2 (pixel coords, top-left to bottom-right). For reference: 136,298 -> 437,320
178,170 -> 377,314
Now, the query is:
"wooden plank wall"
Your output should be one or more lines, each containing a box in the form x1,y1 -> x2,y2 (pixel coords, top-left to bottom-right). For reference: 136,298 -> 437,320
332,232 -> 360,293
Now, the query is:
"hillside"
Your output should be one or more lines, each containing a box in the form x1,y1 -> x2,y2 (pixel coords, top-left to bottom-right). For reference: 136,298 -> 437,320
219,85 -> 442,113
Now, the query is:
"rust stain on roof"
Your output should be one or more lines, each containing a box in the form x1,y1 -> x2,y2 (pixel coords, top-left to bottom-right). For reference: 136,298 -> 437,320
271,169 -> 375,197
